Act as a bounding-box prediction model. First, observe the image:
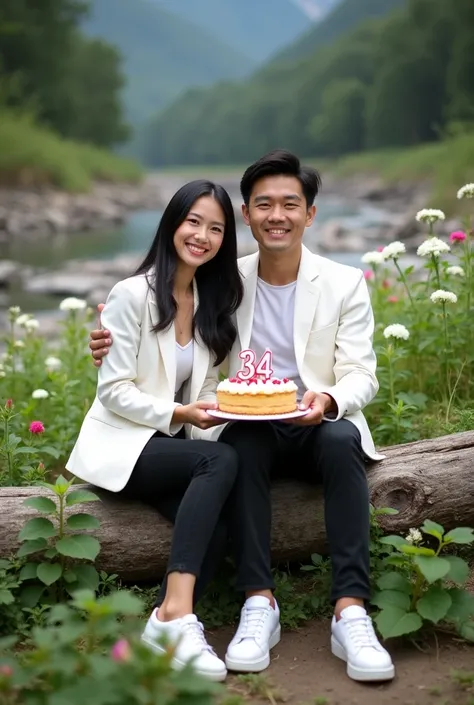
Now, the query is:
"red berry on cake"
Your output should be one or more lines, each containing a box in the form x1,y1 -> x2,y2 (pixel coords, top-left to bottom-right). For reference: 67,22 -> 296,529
283,378 -> 289,383
272,379 -> 281,385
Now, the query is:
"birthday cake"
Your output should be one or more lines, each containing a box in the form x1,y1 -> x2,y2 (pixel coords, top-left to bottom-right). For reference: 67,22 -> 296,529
216,376 -> 298,415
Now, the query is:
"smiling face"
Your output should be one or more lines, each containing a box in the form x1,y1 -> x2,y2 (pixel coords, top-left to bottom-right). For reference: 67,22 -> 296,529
242,174 -> 316,255
173,195 -> 225,269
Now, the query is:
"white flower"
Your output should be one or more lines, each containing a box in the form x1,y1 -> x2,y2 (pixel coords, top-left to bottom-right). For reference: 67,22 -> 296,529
457,183 -> 474,200
15,314 -> 32,327
430,289 -> 458,304
417,237 -> 450,258
45,356 -> 62,371
32,389 -> 49,399
382,241 -> 406,260
446,265 -> 465,277
361,251 -> 385,265
406,528 -> 423,544
14,340 -> 25,348
416,208 -> 445,224
8,306 -> 21,317
383,324 -> 410,341
25,318 -> 40,331
0,371 -> 5,378
59,297 -> 87,312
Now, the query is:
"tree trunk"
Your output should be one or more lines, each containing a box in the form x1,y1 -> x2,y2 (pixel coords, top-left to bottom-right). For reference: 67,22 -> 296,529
1,431 -> 473,582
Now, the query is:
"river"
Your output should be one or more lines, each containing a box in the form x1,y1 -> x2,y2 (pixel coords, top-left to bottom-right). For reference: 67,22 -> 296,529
3,194 -> 391,315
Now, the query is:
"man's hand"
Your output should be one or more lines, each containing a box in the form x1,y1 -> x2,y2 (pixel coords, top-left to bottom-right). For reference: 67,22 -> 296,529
290,390 -> 337,425
172,401 -> 223,430
90,303 -> 112,368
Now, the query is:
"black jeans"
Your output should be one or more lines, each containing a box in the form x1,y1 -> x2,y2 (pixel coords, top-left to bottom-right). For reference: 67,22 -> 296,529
119,430 -> 238,607
221,418 -> 371,604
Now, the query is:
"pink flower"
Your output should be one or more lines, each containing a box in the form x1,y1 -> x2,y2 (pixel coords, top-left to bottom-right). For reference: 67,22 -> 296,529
29,421 -> 45,434
363,270 -> 374,280
376,246 -> 384,252
5,399 -> 13,409
382,279 -> 390,290
387,295 -> 398,303
450,230 -> 466,243
111,639 -> 131,662
0,664 -> 13,677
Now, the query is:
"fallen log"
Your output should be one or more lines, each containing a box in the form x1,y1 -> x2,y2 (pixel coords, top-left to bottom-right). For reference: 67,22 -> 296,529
1,431 -> 473,581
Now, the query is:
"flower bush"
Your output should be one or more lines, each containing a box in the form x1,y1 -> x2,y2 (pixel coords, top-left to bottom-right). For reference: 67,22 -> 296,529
362,184 -> 474,445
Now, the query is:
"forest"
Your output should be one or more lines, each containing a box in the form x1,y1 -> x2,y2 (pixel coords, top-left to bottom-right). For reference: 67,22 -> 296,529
140,0 -> 474,166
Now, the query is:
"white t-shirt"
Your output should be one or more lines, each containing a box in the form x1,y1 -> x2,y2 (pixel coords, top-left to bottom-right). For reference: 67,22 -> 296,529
175,340 -> 194,400
249,278 -> 306,400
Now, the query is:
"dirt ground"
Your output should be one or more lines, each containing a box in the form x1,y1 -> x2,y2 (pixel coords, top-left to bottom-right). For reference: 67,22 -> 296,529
207,621 -> 474,705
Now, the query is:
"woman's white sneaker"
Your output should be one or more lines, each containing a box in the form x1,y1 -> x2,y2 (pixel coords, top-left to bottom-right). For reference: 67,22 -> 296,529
225,596 -> 281,673
331,605 -> 395,682
141,610 -> 227,682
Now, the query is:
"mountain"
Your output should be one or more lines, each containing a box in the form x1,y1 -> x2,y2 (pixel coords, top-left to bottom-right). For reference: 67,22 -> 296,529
153,0 -> 317,62
272,0 -> 405,64
82,0 -> 256,124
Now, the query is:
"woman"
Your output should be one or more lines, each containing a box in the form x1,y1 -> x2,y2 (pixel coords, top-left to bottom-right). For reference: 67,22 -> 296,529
67,180 -> 243,682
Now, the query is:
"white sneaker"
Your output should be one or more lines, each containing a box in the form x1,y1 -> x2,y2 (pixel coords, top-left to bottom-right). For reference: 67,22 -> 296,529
225,596 -> 281,673
331,605 -> 395,682
141,610 -> 227,682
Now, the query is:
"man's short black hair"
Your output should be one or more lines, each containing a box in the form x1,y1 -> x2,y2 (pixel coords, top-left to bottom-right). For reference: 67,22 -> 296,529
240,149 -> 322,207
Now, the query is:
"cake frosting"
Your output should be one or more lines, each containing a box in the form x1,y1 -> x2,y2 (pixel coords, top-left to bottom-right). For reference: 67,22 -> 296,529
216,376 -> 298,415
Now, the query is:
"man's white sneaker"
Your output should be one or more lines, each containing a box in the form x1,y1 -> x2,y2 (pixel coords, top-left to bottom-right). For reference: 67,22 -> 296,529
225,596 -> 281,673
141,610 -> 227,682
331,605 -> 395,682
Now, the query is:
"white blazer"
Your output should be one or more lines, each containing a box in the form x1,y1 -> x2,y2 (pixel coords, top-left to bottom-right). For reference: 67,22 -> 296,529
191,245 -> 384,461
66,274 -> 220,492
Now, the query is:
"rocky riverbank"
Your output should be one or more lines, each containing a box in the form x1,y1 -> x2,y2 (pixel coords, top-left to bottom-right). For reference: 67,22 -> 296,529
0,176 -> 165,247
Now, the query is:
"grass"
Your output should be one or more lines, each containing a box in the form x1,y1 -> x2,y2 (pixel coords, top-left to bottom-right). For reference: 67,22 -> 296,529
0,109 -> 143,191
317,133 -> 474,211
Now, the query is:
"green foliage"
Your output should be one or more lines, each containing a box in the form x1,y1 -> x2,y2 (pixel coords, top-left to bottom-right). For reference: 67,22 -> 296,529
0,0 -> 129,148
0,589 -> 220,705
15,474 -> 102,607
370,519 -> 474,641
141,0 -> 474,168
0,109 -> 142,190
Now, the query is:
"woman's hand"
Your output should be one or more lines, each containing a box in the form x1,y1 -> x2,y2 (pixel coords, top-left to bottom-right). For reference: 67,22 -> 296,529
172,401 -> 223,429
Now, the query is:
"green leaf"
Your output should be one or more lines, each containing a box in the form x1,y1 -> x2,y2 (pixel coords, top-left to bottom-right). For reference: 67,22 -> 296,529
373,507 -> 399,516
421,519 -> 444,540
17,537 -> 47,557
416,586 -> 452,623
375,606 -> 422,639
23,496 -> 57,514
63,569 -> 77,583
444,555 -> 470,585
446,588 -> 474,622
37,562 -> 63,586
444,527 -> 474,545
19,517 -> 56,541
19,562 -> 38,581
66,489 -> 100,506
400,545 -> 435,556
376,572 -> 412,593
20,583 -> 45,608
43,547 -> 58,559
68,564 -> 100,592
41,446 -> 60,459
459,620 -> 474,642
0,589 -> 14,605
55,535 -> 100,561
379,535 -> 409,549
104,590 -> 144,616
371,590 -> 411,611
66,513 -> 100,530
414,555 -> 451,583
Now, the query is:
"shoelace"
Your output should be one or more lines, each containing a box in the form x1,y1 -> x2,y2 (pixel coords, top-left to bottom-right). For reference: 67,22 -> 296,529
345,616 -> 380,650
182,620 -> 216,654
237,606 -> 268,640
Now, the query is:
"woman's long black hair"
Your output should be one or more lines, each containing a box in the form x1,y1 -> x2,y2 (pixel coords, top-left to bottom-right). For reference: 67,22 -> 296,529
134,179 -> 243,366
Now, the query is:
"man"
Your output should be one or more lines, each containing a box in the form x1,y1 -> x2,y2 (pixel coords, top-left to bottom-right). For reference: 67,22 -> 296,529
89,150 -> 394,683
